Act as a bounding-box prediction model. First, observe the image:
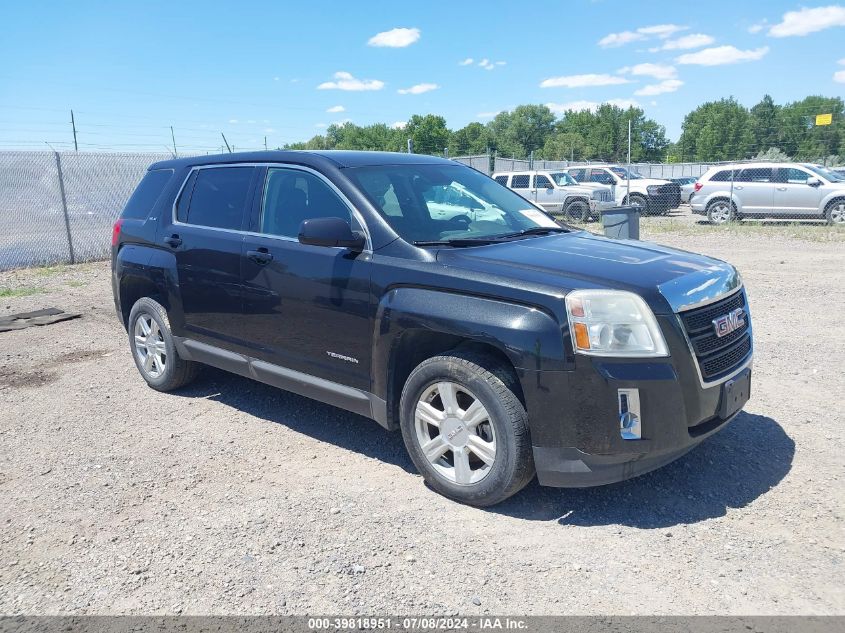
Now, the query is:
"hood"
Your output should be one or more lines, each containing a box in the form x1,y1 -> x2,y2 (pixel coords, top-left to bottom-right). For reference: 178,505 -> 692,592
564,183 -> 612,193
561,184 -> 601,195
629,178 -> 672,187
436,231 -> 738,314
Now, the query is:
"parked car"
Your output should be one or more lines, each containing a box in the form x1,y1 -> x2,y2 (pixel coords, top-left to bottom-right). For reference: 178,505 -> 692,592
564,165 -> 681,215
668,176 -> 698,204
492,170 -> 615,222
829,167 -> 845,179
112,151 -> 753,506
691,162 -> 845,225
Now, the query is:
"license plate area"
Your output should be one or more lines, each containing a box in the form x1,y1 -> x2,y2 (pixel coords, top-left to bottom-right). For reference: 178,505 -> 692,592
719,368 -> 751,419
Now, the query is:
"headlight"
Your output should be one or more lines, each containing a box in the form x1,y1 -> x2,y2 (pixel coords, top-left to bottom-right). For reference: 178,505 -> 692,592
646,185 -> 660,194
565,290 -> 669,357
590,190 -> 602,200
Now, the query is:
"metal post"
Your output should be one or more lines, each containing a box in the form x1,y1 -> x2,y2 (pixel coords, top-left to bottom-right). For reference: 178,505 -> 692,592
264,136 -> 268,151
626,119 -> 632,204
444,147 -> 449,158
70,110 -> 78,152
170,126 -> 178,157
407,139 -> 413,154
53,152 -> 76,264
221,133 -> 232,153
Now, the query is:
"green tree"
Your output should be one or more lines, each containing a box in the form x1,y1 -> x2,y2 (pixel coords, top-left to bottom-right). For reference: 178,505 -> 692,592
405,114 -> 450,155
778,96 -> 844,159
488,105 -> 556,157
678,98 -> 753,161
749,94 -> 781,152
449,122 -> 489,155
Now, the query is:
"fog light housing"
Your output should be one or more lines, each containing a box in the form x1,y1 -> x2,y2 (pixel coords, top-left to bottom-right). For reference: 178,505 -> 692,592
618,388 -> 642,440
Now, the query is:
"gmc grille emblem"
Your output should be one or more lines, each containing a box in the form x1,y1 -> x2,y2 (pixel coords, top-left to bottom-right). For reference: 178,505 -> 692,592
712,308 -> 746,338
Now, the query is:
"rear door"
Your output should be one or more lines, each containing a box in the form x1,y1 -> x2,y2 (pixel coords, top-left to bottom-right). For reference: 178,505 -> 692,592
509,173 -> 532,203
735,167 -> 774,214
165,165 -> 256,346
772,166 -> 822,216
239,165 -> 372,391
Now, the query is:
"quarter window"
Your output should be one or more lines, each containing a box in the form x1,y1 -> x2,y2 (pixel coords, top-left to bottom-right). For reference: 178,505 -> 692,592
261,168 -> 352,238
122,169 -> 172,220
184,167 -> 254,230
709,170 -> 734,182
511,175 -> 530,188
494,175 -> 508,185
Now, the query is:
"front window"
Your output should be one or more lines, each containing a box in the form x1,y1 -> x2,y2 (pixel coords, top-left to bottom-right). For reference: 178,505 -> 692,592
550,172 -> 578,186
347,164 -> 561,245
609,167 -> 643,180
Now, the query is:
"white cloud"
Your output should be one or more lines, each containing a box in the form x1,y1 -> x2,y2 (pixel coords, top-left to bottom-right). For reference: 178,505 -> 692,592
459,57 -> 474,65
273,76 -> 279,81
769,6 -> 845,37
390,121 -> 407,129
634,79 -> 684,95
228,119 -> 238,124
317,71 -> 385,91
660,33 -> 714,50
599,23 -> 686,47
326,105 -> 345,113
264,128 -> 276,133
839,58 -> 845,64
476,111 -> 501,119
676,45 -> 769,66
620,63 -> 678,80
748,22 -> 767,34
367,27 -> 420,47
540,73 -> 632,88
835,70 -> 845,83
397,83 -> 439,95
546,98 -> 641,114
477,59 -> 506,70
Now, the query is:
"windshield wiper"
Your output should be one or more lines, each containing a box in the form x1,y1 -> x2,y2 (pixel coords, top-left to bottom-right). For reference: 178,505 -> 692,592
412,237 -> 501,247
488,226 -> 571,240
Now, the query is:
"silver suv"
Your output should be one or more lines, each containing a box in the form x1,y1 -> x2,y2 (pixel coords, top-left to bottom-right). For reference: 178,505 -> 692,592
691,162 -> 845,225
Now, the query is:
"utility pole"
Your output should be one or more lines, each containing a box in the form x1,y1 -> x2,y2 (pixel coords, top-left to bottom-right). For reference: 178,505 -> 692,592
70,110 -> 78,152
626,119 -> 632,204
264,136 -> 268,151
170,126 -> 178,157
407,138 -> 413,154
221,133 -> 232,153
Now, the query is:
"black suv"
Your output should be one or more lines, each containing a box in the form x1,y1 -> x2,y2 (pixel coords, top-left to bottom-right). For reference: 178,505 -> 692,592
112,151 -> 753,506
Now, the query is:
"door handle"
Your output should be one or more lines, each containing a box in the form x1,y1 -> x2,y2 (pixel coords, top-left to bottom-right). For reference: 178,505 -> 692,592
247,248 -> 273,265
776,186 -> 787,191
164,234 -> 182,248
733,186 -> 743,190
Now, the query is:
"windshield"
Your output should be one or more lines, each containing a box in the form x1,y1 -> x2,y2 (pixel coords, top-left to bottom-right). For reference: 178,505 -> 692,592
550,172 -> 578,186
609,166 -> 643,180
347,164 -> 562,245
805,164 -> 844,182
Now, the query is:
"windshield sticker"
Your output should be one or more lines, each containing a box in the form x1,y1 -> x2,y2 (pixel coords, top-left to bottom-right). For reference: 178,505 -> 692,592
519,209 -> 559,228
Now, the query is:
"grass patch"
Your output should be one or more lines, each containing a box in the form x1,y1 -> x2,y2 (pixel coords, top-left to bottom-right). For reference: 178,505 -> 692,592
0,286 -> 47,298
66,280 -> 87,288
641,220 -> 845,243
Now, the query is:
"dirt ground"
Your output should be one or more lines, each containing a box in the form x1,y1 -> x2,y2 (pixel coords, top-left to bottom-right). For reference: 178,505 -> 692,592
1,209 -> 843,615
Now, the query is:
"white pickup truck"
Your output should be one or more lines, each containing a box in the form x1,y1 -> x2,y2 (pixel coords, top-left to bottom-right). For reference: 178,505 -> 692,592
492,170 -> 615,222
563,165 -> 681,215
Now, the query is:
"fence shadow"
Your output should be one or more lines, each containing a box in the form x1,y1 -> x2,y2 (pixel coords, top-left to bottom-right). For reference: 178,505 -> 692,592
489,412 -> 793,527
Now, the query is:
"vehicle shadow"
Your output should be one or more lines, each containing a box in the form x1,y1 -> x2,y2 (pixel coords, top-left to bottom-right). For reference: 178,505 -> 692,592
172,366 -> 416,474
490,412 -> 794,527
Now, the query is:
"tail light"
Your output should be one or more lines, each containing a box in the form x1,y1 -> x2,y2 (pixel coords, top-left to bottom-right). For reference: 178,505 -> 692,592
111,219 -> 123,247
693,182 -> 703,192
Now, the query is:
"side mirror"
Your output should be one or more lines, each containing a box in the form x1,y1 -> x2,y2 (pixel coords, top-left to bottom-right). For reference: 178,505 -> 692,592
807,176 -> 822,187
298,217 -> 365,251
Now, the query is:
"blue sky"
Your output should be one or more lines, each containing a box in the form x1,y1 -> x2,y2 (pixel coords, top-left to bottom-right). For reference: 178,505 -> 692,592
2,0 -> 844,152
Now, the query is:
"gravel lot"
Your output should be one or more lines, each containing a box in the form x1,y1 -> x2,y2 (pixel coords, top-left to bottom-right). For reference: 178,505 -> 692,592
1,210 -> 843,615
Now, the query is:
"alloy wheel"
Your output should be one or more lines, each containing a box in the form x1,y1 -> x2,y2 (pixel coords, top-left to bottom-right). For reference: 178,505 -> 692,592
709,202 -> 732,224
414,381 -> 497,486
830,202 -> 845,224
133,314 -> 167,378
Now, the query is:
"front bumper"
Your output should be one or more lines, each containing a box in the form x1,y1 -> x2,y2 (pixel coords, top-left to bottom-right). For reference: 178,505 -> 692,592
590,199 -> 616,214
522,308 -> 752,488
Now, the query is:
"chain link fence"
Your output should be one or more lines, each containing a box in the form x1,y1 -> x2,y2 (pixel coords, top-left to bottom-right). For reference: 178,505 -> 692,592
0,151 -> 170,271
4,151 -> 835,272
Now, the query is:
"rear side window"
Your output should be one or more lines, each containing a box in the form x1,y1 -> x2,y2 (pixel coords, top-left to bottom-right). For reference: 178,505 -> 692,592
511,175 -> 530,188
494,176 -> 508,185
121,169 -> 173,219
184,167 -> 254,230
737,167 -> 772,183
568,169 -> 586,181
588,169 -> 615,185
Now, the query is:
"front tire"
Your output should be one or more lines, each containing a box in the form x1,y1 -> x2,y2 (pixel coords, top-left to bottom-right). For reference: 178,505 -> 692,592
626,194 -> 648,215
564,199 -> 590,223
825,200 -> 845,225
399,351 -> 535,507
128,297 -> 200,392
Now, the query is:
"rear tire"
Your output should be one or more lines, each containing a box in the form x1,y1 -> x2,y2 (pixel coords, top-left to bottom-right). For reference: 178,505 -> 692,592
128,297 -> 200,392
626,193 -> 648,215
399,350 -> 535,507
707,199 -> 735,225
564,199 -> 590,223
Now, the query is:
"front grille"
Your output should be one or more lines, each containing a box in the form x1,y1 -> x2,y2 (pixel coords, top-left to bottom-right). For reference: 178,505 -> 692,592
678,290 -> 752,381
594,190 -> 613,202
